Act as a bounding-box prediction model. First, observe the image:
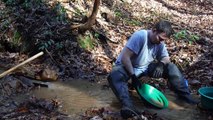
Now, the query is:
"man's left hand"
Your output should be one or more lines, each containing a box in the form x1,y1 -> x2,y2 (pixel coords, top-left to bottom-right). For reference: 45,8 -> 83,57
153,62 -> 164,78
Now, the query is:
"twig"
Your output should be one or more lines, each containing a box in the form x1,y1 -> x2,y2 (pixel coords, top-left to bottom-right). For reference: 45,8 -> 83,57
45,49 -> 58,65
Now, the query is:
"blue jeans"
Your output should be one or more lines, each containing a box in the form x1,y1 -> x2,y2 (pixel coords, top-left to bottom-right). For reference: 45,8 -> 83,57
107,62 -> 190,107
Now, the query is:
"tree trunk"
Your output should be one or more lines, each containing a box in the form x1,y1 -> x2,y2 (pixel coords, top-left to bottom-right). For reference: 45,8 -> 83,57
71,0 -> 100,33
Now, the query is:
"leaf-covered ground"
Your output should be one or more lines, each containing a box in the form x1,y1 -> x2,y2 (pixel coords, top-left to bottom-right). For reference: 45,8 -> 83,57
0,0 -> 212,119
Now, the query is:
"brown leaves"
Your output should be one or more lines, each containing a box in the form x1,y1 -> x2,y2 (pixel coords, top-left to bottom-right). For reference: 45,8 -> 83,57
0,76 -> 34,97
81,107 -> 164,120
165,36 -> 212,91
26,96 -> 59,111
0,96 -> 67,120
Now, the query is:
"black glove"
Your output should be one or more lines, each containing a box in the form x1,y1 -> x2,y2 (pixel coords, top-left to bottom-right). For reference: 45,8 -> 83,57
153,62 -> 165,78
131,74 -> 142,89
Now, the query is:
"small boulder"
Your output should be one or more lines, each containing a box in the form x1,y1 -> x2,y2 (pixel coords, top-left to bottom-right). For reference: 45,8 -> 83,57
36,68 -> 58,81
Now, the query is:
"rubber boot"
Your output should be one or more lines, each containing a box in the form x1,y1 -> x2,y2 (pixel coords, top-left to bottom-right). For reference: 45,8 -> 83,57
120,105 -> 142,119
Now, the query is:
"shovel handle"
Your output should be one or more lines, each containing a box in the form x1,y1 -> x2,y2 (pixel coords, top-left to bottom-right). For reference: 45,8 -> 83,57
0,51 -> 44,78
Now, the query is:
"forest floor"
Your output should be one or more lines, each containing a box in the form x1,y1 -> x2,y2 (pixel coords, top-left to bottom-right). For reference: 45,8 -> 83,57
0,0 -> 212,119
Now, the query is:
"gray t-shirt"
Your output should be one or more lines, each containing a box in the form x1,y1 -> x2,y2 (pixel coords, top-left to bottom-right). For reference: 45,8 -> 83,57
115,30 -> 169,76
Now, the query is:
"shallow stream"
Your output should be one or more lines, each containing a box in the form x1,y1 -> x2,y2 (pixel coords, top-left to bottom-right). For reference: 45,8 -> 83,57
31,79 -> 212,120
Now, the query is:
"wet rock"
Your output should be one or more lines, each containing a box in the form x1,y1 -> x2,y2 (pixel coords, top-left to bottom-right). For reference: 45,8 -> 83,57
36,68 -> 58,81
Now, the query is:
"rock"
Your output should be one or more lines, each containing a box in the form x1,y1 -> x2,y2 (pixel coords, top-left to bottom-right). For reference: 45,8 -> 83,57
35,68 -> 58,81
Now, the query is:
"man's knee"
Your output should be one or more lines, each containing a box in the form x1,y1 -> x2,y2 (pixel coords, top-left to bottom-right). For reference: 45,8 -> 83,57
107,66 -> 129,84
108,71 -> 125,82
167,63 -> 182,77
167,63 -> 177,70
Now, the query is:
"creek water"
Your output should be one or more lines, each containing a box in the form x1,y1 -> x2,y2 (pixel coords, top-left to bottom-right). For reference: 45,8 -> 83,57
32,79 -> 120,116
31,79 -> 212,120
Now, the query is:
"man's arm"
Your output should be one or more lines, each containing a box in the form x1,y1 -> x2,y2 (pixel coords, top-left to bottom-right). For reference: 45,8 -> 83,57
160,56 -> 171,64
120,47 -> 135,75
121,47 -> 142,88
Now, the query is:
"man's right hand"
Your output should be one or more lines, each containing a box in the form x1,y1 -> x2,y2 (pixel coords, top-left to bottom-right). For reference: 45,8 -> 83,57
131,74 -> 142,89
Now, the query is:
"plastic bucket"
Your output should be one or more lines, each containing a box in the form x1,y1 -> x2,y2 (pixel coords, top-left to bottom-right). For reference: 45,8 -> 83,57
198,87 -> 213,109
